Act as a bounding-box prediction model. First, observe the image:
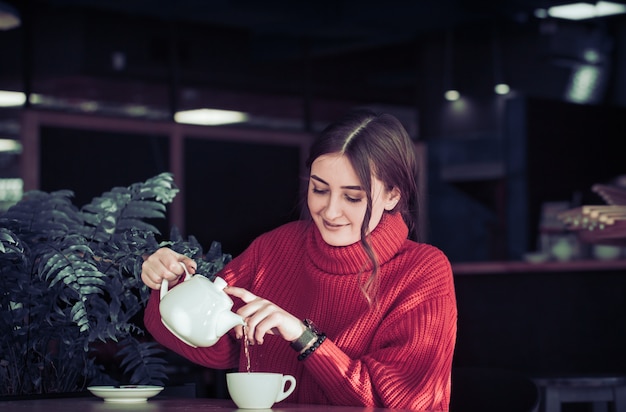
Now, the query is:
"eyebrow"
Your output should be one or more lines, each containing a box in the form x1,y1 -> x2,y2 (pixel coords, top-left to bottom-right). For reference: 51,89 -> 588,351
310,175 -> 363,191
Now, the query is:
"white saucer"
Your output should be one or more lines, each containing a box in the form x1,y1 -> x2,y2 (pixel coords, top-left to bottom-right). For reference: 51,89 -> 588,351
87,385 -> 164,403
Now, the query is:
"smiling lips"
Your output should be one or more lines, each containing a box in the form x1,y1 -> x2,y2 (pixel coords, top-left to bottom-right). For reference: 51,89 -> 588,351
322,219 -> 347,229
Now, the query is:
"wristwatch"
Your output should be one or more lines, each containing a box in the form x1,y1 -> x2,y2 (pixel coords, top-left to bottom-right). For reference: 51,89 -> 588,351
290,319 -> 321,352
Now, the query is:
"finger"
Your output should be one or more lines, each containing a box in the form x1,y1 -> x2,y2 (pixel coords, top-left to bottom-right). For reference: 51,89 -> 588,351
169,257 -> 197,276
251,316 -> 277,345
141,261 -> 168,289
233,324 -> 245,340
234,300 -> 264,344
243,305 -> 282,345
224,286 -> 258,304
141,271 -> 161,290
141,249 -> 194,288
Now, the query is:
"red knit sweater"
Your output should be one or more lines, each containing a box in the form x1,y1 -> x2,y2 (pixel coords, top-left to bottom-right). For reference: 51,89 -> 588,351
144,212 -> 457,411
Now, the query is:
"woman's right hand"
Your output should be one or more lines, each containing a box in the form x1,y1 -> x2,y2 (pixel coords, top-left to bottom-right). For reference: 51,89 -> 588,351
141,248 -> 197,290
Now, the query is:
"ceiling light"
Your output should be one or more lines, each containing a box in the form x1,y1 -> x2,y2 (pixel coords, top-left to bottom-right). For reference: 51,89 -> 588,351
565,65 -> 603,103
596,1 -> 626,16
494,83 -> 511,95
491,29 -> 510,96
583,48 -> 602,64
547,1 -> 626,20
124,104 -> 149,117
0,138 -> 21,152
0,90 -> 26,107
442,30 -> 462,103
0,1 -> 20,30
79,101 -> 99,112
0,178 -> 22,209
444,90 -> 460,101
174,108 -> 249,126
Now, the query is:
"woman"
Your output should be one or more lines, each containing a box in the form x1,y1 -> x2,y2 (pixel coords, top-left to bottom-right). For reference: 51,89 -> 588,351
141,109 -> 457,410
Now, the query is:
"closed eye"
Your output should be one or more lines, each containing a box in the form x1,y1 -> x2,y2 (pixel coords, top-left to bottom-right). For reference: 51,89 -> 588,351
312,187 -> 361,203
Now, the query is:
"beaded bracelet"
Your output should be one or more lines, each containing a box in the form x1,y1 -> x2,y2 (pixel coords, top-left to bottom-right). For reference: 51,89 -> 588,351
297,333 -> 326,361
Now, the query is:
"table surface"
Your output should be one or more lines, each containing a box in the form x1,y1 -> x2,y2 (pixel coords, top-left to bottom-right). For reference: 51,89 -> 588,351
0,396 -> 419,412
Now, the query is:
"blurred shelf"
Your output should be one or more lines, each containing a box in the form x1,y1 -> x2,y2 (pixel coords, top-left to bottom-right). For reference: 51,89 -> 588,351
452,259 -> 626,275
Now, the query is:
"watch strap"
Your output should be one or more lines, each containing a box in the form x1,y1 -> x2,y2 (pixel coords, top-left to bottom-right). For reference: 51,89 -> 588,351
290,326 -> 318,352
297,333 -> 327,361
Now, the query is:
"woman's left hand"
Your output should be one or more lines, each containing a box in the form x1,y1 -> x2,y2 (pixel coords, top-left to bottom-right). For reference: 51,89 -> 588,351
225,286 -> 305,345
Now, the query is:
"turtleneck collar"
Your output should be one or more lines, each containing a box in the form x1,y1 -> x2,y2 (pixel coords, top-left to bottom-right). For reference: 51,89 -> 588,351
306,212 -> 409,275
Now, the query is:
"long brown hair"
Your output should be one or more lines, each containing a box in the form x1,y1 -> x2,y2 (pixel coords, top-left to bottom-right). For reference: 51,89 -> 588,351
304,109 -> 419,304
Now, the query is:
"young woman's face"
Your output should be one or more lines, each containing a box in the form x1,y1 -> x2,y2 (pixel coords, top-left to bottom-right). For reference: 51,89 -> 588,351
307,153 -> 399,246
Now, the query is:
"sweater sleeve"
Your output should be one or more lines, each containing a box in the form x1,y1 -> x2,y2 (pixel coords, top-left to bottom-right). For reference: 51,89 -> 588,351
302,256 -> 457,411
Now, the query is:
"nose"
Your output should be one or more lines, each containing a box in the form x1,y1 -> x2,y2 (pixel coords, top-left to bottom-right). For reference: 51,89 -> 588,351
323,194 -> 342,220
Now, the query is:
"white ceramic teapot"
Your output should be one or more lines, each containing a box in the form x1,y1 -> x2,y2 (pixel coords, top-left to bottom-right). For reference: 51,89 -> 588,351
159,262 -> 245,347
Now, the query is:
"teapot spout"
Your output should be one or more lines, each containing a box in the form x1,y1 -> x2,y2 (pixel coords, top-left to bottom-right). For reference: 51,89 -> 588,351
216,310 -> 246,338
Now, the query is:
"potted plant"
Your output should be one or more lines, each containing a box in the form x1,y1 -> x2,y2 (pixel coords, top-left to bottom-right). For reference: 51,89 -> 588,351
0,172 -> 231,396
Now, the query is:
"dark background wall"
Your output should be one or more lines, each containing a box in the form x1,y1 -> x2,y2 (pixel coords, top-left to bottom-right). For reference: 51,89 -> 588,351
2,1 -> 626,262
38,126 -> 305,257
454,267 -> 626,376
183,138 -> 302,256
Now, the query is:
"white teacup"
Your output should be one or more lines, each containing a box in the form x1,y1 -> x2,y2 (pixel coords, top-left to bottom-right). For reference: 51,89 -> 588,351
226,372 -> 296,409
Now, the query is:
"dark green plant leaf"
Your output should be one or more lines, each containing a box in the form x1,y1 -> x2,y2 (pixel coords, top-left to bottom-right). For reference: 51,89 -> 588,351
117,338 -> 168,385
0,172 -> 230,396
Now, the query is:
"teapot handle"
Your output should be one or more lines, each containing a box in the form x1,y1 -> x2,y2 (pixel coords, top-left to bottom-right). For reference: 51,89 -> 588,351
160,262 -> 193,301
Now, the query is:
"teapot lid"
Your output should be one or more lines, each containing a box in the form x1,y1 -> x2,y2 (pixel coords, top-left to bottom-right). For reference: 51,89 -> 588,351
213,277 -> 228,290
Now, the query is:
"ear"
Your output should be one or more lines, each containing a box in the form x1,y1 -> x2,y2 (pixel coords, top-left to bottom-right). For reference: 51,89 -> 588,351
384,187 -> 401,211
